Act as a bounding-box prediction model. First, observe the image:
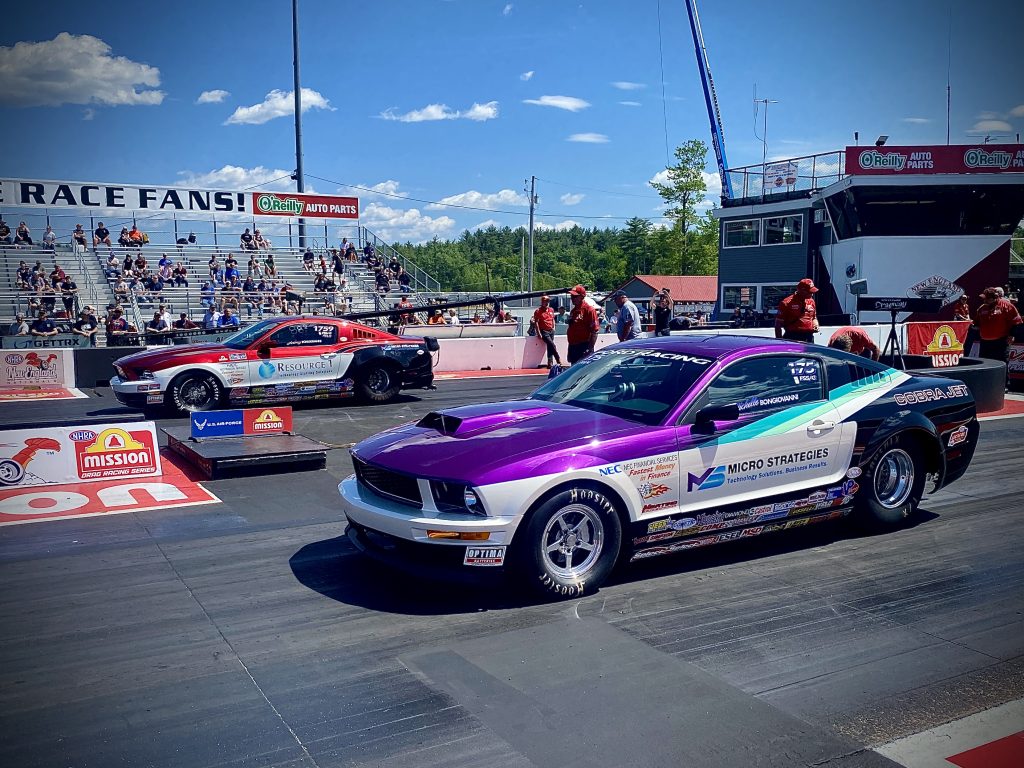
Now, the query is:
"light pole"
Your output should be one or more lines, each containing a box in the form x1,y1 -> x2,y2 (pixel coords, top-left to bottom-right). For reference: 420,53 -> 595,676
292,0 -> 306,249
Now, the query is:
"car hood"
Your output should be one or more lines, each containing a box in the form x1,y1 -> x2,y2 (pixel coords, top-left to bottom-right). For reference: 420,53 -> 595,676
353,399 -> 656,485
116,343 -> 240,372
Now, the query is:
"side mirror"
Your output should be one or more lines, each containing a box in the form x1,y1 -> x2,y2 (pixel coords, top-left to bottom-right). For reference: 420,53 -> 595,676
693,403 -> 740,434
256,343 -> 272,359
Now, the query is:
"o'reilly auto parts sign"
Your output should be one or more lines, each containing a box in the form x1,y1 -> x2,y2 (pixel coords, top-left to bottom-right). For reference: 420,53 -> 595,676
253,192 -> 358,219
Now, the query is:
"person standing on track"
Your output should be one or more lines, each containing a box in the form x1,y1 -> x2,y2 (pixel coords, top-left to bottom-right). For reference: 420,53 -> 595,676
566,285 -> 600,364
774,278 -> 819,343
532,295 -> 564,369
974,287 -> 1022,363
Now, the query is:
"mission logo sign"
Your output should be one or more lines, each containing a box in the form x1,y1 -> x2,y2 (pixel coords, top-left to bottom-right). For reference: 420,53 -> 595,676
74,427 -> 160,480
191,407 -> 293,439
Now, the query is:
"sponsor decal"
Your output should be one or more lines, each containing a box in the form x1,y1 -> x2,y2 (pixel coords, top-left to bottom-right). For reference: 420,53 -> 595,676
229,353 -> 247,361
845,144 -> 1024,175
964,148 -> 1012,169
948,425 -> 969,447
687,449 -> 831,492
599,464 -> 622,476
190,410 -> 244,439
1006,346 -> 1024,377
738,392 -> 799,412
909,277 -> 963,305
588,348 -> 712,365
243,407 -> 292,435
252,191 -> 358,219
639,482 -> 669,500
787,360 -> 819,385
846,466 -> 862,479
2,349 -> 69,387
463,546 -> 506,567
858,150 -> 908,171
258,358 -> 332,380
74,428 -> 159,480
641,500 -> 674,513
907,321 -> 972,368
687,465 -> 726,492
893,384 -> 970,406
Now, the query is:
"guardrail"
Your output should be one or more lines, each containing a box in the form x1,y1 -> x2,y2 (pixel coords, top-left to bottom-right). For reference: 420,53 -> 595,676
725,150 -> 846,202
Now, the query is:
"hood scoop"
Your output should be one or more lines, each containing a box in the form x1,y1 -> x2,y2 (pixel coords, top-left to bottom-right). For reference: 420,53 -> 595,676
417,406 -> 552,437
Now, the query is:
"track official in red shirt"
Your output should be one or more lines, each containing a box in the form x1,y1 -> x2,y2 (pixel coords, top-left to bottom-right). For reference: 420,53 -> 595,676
566,285 -> 600,364
774,278 -> 819,343
974,287 -> 1022,363
532,295 -> 564,369
828,326 -> 880,360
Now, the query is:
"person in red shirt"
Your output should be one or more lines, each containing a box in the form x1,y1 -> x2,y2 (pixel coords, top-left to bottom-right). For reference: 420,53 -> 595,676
566,285 -> 600,364
774,278 -> 819,342
828,326 -> 880,360
952,295 -> 971,321
532,295 -> 564,368
974,287 -> 1022,362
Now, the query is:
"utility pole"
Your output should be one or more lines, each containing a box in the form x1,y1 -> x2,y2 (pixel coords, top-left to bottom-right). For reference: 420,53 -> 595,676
519,236 -> 525,292
292,0 -> 306,249
526,176 -> 537,292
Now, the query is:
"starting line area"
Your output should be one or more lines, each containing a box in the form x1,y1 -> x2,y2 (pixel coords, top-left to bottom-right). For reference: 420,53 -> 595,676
0,454 -> 220,526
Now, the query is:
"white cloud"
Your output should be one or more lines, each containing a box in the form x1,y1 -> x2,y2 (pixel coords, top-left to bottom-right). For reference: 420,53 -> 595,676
523,95 -> 590,112
503,3 -> 514,15
357,180 -> 409,199
702,171 -> 722,198
560,193 -> 584,205
520,70 -> 534,81
611,81 -> 646,91
82,108 -> 95,121
977,111 -> 1002,120
901,117 -> 930,124
1010,105 -> 1024,118
648,169 -> 670,186
567,133 -> 609,143
176,165 -> 297,191
196,89 -> 230,104
535,220 -> 581,231
225,88 -> 333,125
427,189 -> 528,211
360,202 -> 456,243
619,101 -> 641,107
968,119 -> 1012,134
470,219 -> 503,231
0,33 -> 164,107
378,100 -> 499,122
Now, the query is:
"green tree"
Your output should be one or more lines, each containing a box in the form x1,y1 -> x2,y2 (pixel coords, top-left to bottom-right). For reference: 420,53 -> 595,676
618,217 -> 652,276
651,139 -> 709,273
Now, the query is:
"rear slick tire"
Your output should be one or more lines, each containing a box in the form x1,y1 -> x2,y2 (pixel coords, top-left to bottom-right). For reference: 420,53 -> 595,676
856,436 -> 925,528
515,486 -> 622,599
357,364 -> 400,403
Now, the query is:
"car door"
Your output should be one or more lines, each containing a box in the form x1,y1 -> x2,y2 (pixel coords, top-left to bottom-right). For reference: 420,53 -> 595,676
674,354 -> 853,515
249,322 -> 345,388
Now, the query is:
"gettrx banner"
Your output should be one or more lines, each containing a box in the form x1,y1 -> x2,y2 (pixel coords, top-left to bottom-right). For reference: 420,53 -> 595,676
845,145 -> 1024,175
0,421 -> 162,487
906,321 -> 972,367
0,179 -> 359,219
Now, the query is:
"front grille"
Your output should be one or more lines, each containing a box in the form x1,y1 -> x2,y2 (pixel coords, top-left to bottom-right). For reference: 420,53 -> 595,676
353,456 -> 422,508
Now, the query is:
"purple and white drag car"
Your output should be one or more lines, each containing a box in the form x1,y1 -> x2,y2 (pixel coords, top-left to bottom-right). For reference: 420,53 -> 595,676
338,335 -> 978,597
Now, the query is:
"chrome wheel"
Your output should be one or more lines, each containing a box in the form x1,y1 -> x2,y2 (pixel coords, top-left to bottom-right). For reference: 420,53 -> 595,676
173,374 -> 221,412
540,503 -> 604,579
874,448 -> 915,509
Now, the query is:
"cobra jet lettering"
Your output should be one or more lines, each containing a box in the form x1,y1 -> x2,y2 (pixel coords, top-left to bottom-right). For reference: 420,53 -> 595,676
893,384 -> 969,406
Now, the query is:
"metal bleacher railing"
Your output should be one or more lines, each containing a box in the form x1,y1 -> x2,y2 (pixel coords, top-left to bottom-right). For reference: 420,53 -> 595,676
724,150 -> 846,203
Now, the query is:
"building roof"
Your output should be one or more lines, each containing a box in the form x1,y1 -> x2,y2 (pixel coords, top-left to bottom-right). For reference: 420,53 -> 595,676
625,275 -> 718,301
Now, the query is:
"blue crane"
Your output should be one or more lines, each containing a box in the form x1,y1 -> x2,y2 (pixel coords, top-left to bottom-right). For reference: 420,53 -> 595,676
683,0 -> 734,200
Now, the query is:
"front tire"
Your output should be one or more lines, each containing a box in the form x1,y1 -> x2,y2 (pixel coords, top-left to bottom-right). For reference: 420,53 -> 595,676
169,372 -> 223,412
857,436 -> 925,527
514,486 -> 622,598
357,364 -> 400,403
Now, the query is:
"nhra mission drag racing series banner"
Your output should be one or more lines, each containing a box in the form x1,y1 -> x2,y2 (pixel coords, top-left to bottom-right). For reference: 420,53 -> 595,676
0,421 -> 162,487
906,321 -> 972,367
0,179 -> 359,219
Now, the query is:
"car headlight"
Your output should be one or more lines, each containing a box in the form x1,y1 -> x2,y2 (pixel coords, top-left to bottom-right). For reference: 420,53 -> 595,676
140,370 -> 156,380
432,480 -> 487,516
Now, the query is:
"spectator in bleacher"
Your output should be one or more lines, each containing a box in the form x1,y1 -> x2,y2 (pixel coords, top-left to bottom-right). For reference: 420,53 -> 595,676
208,254 -> 220,282
253,229 -> 269,250
172,262 -> 188,287
397,267 -> 412,294
317,252 -> 328,275
375,268 -> 390,294
302,247 -> 316,273
0,220 -> 12,244
247,255 -> 262,278
30,310 -> 58,337
313,273 -> 330,292
240,228 -> 256,251
173,312 -> 198,330
42,226 -> 56,250
243,279 -> 261,318
72,310 -> 99,346
224,260 -> 240,285
340,237 -> 352,256
59,275 -> 78,316
221,288 -> 240,315
134,253 -> 147,273
16,261 -> 31,286
49,264 -> 66,288
331,249 -> 346,279
103,252 -> 120,278
471,312 -> 483,324
93,222 -> 112,250
14,221 -> 33,246
118,227 -> 132,247
71,224 -> 88,252
200,281 -> 215,308
427,309 -> 445,325
218,307 -> 240,328
264,253 -> 276,277
128,224 -> 145,246
113,277 -> 129,303
447,308 -> 461,326
105,308 -> 136,338
361,242 -> 374,261
146,311 -> 171,336
158,261 -> 173,284
202,305 -> 221,329
158,253 -> 172,269
388,255 -> 400,274
7,314 -> 29,336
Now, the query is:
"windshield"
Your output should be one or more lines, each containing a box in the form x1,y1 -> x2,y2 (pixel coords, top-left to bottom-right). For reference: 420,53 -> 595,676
530,348 -> 715,425
221,319 -> 281,349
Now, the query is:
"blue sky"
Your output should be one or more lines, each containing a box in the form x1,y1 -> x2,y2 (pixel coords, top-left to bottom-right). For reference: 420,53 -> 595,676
1,0 -> 1021,242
